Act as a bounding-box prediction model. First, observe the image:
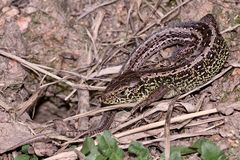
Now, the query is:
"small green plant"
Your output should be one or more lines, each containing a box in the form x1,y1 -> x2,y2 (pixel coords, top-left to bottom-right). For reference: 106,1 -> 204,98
15,145 -> 39,160
160,145 -> 196,160
81,131 -> 152,160
81,131 -> 228,160
160,139 -> 228,160
128,141 -> 152,160
192,139 -> 227,160
81,131 -> 124,160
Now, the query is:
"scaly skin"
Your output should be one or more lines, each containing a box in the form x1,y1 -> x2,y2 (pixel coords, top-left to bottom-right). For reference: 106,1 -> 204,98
66,14 -> 229,137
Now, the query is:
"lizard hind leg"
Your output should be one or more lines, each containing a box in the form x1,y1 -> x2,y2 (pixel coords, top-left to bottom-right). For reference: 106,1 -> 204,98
79,111 -> 117,138
56,111 -> 116,138
130,86 -> 170,115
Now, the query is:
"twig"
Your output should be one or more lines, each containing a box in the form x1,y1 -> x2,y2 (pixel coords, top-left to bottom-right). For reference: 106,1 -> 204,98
119,130 -> 218,149
1,133 -> 52,154
35,64 -> 88,79
45,146 -> 82,160
185,116 -> 224,128
65,115 -> 224,145
221,24 -> 240,34
0,49 -> 105,91
164,98 -> 177,160
63,102 -> 136,121
114,95 -> 237,139
114,108 -> 218,138
143,0 -> 164,18
160,0 -> 193,22
15,88 -> 44,117
119,116 -> 224,143
176,93 -> 207,129
136,0 -> 194,35
0,98 -> 12,110
89,65 -> 122,78
196,121 -> 224,132
111,101 -> 170,133
72,0 -> 119,19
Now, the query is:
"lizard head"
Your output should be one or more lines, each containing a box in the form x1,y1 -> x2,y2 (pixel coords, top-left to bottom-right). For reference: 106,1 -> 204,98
101,71 -> 144,106
200,14 -> 218,31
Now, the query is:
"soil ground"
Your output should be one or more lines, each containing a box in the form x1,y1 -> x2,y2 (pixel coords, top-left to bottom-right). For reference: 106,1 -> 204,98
0,0 -> 240,159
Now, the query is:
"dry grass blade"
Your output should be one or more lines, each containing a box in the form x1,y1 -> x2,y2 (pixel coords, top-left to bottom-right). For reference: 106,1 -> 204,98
119,130 -> 218,149
114,100 -> 238,138
221,24 -> 240,34
176,93 -> 207,129
111,102 -> 168,133
15,88 -> 44,117
0,98 -> 13,110
63,102 -> 136,121
0,49 -> 105,91
92,10 -> 105,42
144,0 -> 164,18
61,115 -> 224,146
114,108 -> 218,138
89,65 -> 122,78
117,117 -> 224,143
44,148 -> 82,160
72,0 -> 119,19
1,133 -> 50,154
196,121 -> 225,132
164,98 -> 178,160
136,0 -> 194,35
113,100 -> 239,139
160,0 -> 193,22
85,27 -> 98,59
185,116 -> 224,128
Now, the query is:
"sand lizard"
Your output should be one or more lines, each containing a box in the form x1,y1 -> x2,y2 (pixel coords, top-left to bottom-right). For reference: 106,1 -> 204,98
66,14 -> 229,137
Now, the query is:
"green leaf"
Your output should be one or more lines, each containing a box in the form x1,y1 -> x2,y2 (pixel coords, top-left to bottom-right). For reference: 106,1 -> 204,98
85,152 -> 107,160
170,146 -> 196,155
128,141 -> 152,160
96,132 -> 112,156
81,137 -> 98,155
192,139 -> 227,160
160,149 -> 183,160
201,142 -> 227,160
170,151 -> 183,160
96,131 -> 124,160
81,131 -> 124,160
30,155 -> 39,160
160,146 -> 195,160
15,154 -> 30,160
21,145 -> 30,154
81,137 -> 106,160
191,138 -> 206,153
